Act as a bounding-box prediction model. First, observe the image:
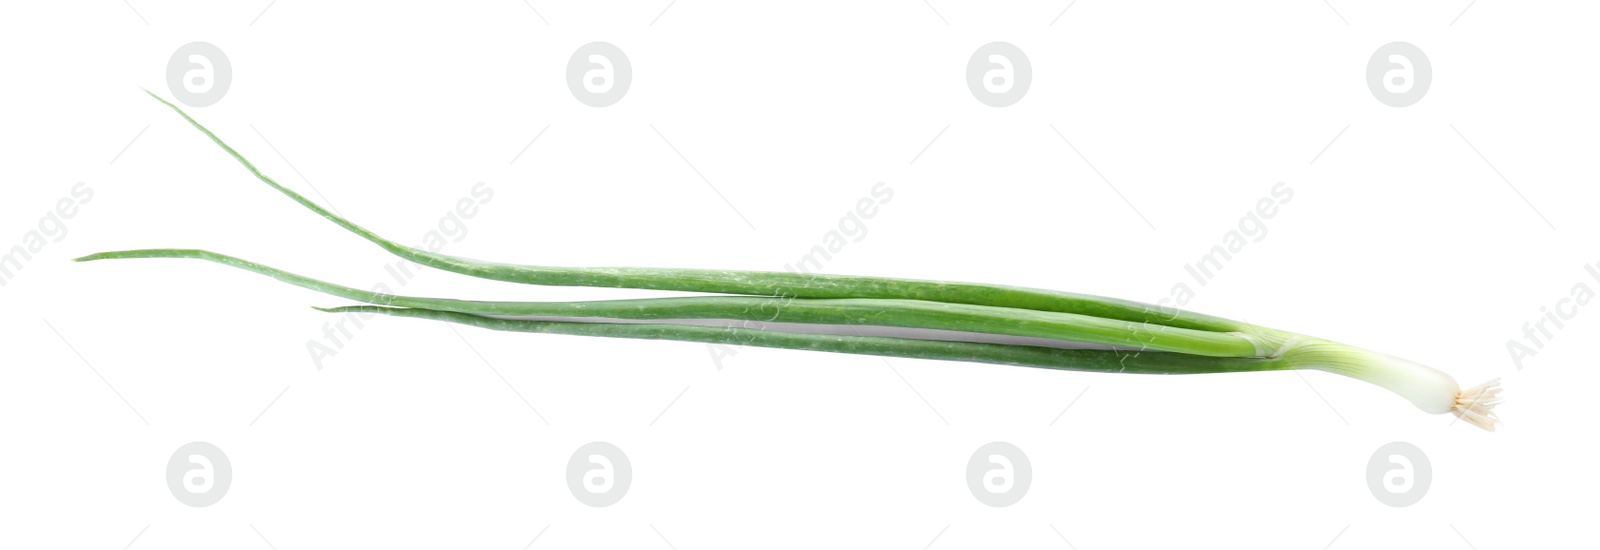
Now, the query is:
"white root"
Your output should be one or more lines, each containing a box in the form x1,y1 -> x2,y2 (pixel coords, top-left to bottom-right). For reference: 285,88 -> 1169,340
1451,379 -> 1503,432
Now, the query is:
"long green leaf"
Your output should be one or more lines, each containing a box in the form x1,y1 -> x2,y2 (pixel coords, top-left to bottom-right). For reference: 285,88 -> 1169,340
141,89 -> 1252,333
321,305 -> 1291,375
78,248 -> 1269,357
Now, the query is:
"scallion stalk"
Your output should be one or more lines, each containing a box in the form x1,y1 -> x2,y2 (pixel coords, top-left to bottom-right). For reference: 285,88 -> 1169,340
315,305 -> 1292,376
78,91 -> 1503,431
316,305 -> 1501,430
138,90 -> 1247,334
75,248 -> 1267,357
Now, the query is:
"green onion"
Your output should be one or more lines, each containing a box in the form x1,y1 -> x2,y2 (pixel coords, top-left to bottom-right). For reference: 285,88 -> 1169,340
314,305 -> 1290,376
320,305 -> 1498,430
75,248 -> 1267,357
77,90 -> 1502,431
136,90 -> 1245,334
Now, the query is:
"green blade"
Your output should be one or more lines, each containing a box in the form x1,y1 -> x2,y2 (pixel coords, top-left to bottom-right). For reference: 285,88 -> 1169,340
320,305 -> 1291,375
141,89 -> 1254,334
77,248 -> 1268,357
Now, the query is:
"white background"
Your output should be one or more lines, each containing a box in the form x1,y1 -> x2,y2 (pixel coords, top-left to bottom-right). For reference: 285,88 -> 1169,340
2,1 -> 1597,548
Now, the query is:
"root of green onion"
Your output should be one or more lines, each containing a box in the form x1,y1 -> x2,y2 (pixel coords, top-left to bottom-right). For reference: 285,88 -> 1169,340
87,89 -> 1504,431
74,248 -> 1269,358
